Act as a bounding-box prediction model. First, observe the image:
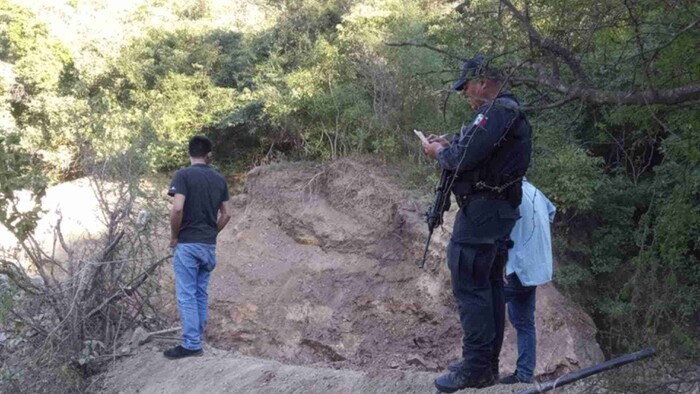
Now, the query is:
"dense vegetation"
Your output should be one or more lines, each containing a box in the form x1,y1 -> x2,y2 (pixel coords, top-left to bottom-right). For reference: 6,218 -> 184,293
1,0 -> 698,389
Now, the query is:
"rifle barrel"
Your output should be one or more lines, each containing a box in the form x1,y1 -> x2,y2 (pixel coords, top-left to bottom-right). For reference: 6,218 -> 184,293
418,169 -> 453,269
418,227 -> 434,269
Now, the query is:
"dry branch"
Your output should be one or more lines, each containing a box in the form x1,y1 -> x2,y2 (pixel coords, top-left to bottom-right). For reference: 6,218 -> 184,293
85,254 -> 171,319
383,41 -> 467,61
497,0 -> 700,107
532,80 -> 700,106
499,0 -> 589,84
132,326 -> 181,346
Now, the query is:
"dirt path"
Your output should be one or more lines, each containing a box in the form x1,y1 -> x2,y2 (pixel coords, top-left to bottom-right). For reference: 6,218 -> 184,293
99,347 -> 536,394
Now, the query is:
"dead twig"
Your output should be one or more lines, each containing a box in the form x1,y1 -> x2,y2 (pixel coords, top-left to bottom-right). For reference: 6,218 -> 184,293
85,254 -> 171,320
383,41 -> 467,62
137,327 -> 181,345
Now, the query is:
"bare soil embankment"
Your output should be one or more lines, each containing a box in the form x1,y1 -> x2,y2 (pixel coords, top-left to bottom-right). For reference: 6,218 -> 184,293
99,158 -> 603,393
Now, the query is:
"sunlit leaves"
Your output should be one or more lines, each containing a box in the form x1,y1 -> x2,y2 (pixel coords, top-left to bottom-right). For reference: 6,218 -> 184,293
0,132 -> 46,241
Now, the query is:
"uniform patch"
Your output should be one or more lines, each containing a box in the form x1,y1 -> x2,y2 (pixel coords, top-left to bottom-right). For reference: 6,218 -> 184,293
457,113 -> 490,144
473,114 -> 488,128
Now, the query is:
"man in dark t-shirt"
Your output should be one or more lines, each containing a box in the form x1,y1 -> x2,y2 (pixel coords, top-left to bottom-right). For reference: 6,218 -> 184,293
164,135 -> 231,359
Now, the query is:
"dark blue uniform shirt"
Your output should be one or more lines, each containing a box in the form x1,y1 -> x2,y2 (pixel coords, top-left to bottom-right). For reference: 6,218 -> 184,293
437,93 -> 521,172
436,93 -> 531,244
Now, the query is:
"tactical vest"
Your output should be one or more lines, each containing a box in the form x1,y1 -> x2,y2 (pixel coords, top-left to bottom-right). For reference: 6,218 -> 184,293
451,97 -> 533,207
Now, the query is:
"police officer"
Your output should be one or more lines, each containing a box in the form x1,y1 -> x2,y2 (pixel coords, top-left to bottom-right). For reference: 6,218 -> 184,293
421,55 -> 532,392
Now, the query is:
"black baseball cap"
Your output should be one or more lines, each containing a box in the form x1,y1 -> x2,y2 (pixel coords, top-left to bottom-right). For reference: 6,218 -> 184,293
452,55 -> 502,91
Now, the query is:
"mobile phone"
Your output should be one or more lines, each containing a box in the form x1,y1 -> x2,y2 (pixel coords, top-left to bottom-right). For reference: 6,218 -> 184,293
413,129 -> 428,144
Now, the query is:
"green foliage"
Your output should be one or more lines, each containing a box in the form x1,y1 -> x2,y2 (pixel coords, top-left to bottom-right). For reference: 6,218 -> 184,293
89,26 -> 257,171
553,103 -> 700,354
14,41 -> 71,94
115,27 -> 254,92
8,20 -> 263,175
250,0 -> 463,161
174,0 -> 211,20
0,132 -> 46,240
528,109 -> 603,212
0,0 -> 47,61
0,1 -> 72,94
207,100 -> 273,169
138,71 -> 237,170
17,94 -> 91,181
554,263 -> 593,288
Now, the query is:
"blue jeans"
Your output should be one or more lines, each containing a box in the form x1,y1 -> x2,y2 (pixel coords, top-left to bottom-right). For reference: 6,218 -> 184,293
173,243 -> 217,350
504,272 -> 537,382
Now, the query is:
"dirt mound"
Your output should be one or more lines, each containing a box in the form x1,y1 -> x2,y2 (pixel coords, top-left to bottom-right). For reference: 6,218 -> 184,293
208,158 -> 453,372
205,158 -> 604,377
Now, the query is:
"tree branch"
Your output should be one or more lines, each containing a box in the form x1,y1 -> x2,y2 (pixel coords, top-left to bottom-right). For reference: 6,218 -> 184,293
0,259 -> 39,295
552,82 -> 700,106
383,41 -> 467,62
623,0 -> 655,90
624,18 -> 700,63
519,94 -> 578,111
512,72 -> 700,107
499,0 -> 589,84
85,255 -> 171,319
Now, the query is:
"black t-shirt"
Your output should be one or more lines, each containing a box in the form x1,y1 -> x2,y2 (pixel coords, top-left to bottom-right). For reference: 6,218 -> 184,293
168,164 -> 230,244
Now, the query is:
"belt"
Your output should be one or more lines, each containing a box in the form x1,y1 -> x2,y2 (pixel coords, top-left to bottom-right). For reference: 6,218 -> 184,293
454,192 -> 507,209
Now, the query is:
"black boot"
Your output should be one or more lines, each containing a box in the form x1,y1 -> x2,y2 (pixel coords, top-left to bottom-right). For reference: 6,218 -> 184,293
447,359 -> 463,373
448,360 -> 498,380
434,369 -> 495,393
163,345 -> 203,360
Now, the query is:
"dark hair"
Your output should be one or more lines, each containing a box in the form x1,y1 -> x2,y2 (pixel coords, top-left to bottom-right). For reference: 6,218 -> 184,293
188,135 -> 213,158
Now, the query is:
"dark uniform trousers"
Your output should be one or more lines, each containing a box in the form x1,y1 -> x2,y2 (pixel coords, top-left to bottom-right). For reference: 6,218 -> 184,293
447,231 -> 512,375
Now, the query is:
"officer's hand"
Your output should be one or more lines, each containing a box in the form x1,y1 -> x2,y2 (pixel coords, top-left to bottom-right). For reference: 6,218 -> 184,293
422,140 -> 445,159
426,134 -> 450,147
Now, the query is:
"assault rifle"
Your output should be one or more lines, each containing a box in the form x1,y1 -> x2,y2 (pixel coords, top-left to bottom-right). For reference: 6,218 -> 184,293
418,169 -> 454,269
